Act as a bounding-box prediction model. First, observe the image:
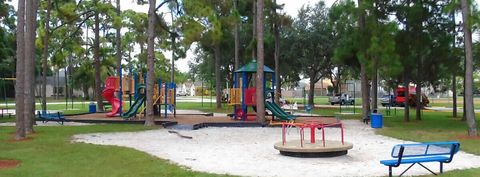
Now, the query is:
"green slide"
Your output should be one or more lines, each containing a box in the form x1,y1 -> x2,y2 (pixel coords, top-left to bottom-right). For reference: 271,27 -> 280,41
122,95 -> 146,119
265,101 -> 296,120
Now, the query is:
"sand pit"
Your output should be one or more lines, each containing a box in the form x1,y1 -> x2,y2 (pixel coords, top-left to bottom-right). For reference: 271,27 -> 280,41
72,120 -> 480,177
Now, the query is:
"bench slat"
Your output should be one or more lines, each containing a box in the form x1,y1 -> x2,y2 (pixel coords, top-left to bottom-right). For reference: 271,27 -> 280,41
391,142 -> 459,158
380,141 -> 460,177
380,156 -> 450,166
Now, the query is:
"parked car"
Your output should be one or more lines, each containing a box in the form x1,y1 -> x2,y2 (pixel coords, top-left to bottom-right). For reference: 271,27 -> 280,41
176,90 -> 188,96
328,93 -> 354,105
380,95 -> 395,107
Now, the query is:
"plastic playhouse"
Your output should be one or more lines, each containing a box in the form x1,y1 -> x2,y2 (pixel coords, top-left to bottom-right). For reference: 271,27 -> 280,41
228,60 -> 295,122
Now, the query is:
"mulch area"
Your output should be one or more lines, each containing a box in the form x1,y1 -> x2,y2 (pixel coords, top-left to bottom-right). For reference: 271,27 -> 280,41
0,160 -> 20,169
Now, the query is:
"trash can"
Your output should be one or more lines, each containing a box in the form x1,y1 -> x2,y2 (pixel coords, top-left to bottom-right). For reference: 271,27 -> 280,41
89,102 -> 96,113
371,113 -> 383,128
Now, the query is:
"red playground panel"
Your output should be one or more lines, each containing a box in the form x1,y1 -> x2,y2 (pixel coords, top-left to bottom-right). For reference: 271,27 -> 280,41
244,88 -> 256,106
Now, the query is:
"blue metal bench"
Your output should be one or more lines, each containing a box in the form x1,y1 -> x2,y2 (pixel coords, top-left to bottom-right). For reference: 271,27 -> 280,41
36,111 -> 66,125
380,141 -> 460,177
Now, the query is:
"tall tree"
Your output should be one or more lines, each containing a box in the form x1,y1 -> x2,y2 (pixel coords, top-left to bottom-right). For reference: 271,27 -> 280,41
15,0 -> 26,140
357,0 -> 371,122
256,0 -> 266,124
252,0 -> 256,59
24,0 -> 39,134
93,0 -> 104,112
460,0 -> 478,136
145,0 -> 156,126
272,0 -> 281,104
41,0 -> 51,113
183,0 -> 233,109
292,3 -> 334,106
234,0 -> 240,71
115,0 -> 122,114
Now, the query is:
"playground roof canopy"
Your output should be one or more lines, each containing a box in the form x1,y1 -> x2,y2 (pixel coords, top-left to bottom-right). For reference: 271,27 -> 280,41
234,60 -> 274,73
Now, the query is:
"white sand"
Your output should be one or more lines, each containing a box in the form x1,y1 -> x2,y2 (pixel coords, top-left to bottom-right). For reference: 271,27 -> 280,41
0,121 -> 93,126
72,120 -> 480,177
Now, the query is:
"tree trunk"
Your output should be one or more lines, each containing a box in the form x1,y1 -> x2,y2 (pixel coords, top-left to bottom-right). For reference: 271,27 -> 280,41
234,0 -> 240,71
94,2 -> 104,112
308,77 -> 315,106
415,82 -> 422,121
256,0 -> 266,124
214,45 -> 222,109
145,0 -> 156,126
452,74 -> 457,117
450,12 -> 457,118
170,11 -> 176,84
360,63 -> 370,121
372,60 -> 378,110
462,76 -> 466,121
41,0 -> 51,113
404,71 -> 410,122
273,2 -> 281,104
358,0 -> 371,122
460,0 -> 478,136
15,0 -> 26,140
54,69 -> 57,99
252,0 -> 256,59
415,54 -> 422,121
116,0 -> 122,114
171,35 -> 175,83
24,0 -> 39,134
82,84 -> 89,100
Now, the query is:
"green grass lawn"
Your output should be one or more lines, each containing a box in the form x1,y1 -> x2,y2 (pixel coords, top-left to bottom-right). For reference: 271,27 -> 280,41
375,111 -> 480,176
0,125 -> 231,177
285,96 -> 364,106
1,103 -> 480,176
286,96 -> 480,108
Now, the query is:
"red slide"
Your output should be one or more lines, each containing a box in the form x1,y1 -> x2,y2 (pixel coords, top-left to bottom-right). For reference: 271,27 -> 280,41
102,87 -> 121,117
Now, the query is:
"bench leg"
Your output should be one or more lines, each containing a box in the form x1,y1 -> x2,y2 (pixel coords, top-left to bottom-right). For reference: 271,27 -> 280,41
388,166 -> 392,177
418,163 -> 437,176
440,162 -> 443,173
399,163 -> 416,177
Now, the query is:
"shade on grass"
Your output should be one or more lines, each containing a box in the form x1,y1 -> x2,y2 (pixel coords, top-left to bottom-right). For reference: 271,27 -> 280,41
0,125 -> 232,177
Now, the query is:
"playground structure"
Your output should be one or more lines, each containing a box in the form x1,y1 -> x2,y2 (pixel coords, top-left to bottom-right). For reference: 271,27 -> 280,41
152,78 -> 177,118
101,73 -> 176,119
102,76 -> 128,117
228,60 -> 294,122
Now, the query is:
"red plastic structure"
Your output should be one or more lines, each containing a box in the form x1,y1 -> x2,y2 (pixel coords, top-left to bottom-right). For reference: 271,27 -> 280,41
102,77 -> 121,117
244,88 -> 256,106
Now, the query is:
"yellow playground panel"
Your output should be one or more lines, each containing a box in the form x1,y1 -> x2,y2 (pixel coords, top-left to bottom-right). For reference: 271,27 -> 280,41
107,76 -> 135,94
228,88 -> 242,105
153,85 -> 175,105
